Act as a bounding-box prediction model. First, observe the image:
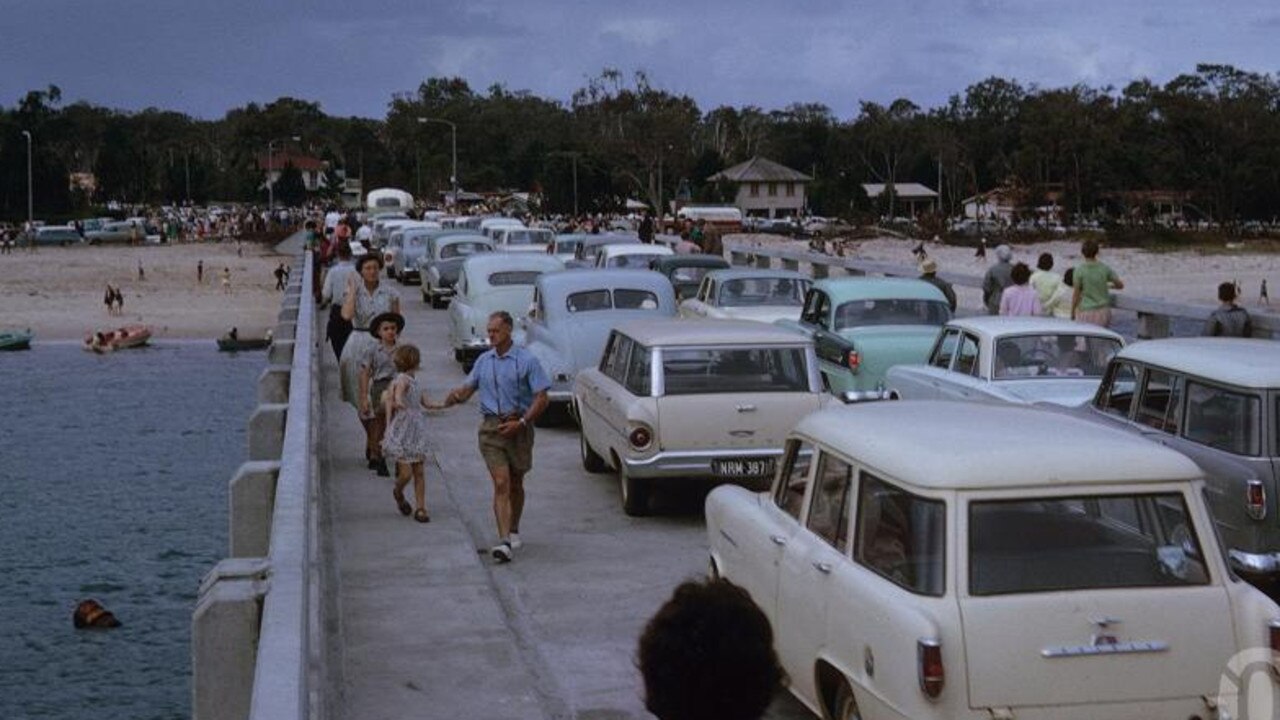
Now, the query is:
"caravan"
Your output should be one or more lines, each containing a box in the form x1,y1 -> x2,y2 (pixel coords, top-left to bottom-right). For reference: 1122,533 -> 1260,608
365,188 -> 414,218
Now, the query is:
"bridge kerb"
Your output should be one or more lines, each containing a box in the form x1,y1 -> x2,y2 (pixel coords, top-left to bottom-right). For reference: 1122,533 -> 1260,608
257,365 -> 292,405
192,558 -> 270,720
229,461 -> 281,558
248,404 -> 288,461
268,340 -> 295,365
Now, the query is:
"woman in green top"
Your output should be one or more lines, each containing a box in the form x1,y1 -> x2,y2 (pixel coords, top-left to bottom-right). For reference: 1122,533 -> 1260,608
1071,239 -> 1124,327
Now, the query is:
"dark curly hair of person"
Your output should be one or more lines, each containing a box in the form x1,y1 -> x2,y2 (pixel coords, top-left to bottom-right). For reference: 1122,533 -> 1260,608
638,578 -> 784,720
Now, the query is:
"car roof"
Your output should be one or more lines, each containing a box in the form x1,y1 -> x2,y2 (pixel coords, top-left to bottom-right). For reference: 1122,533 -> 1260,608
794,401 -> 1202,491
613,318 -> 814,346
601,243 -> 672,255
814,277 -> 948,302
945,316 -> 1124,342
651,255 -> 731,271
1115,338 -> 1280,388
461,253 -> 564,275
536,268 -> 673,295
703,268 -> 811,282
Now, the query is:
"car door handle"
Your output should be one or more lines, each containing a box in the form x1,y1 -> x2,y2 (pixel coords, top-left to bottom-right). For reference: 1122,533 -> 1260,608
812,561 -> 832,574
736,404 -> 757,413
769,534 -> 787,547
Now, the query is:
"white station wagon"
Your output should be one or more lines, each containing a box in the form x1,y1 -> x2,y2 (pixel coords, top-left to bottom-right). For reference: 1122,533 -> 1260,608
707,401 -> 1280,720
575,319 -> 827,516
886,316 -> 1124,407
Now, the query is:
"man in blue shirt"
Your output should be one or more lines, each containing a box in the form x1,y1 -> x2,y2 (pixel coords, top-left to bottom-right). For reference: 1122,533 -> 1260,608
442,311 -> 550,563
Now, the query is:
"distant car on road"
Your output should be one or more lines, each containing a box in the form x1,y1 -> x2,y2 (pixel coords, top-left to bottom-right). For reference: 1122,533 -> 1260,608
32,225 -> 84,246
447,253 -> 565,372
522,269 -> 677,417
576,319 -> 827,515
85,220 -> 141,245
416,234 -> 494,308
777,277 -> 952,399
679,269 -> 811,324
649,254 -> 730,302
594,242 -> 673,270
886,316 -> 1123,407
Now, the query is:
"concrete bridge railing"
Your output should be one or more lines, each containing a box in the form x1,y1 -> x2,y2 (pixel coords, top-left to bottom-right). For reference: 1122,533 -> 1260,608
192,251 -> 323,720
725,239 -> 1279,339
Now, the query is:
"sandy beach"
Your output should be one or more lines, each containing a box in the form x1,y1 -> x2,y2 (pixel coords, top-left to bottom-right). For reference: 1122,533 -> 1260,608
0,241 -> 294,341
734,234 -> 1280,313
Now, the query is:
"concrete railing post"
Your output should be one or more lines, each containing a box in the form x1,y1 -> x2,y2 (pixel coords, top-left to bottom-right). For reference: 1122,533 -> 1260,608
257,365 -> 292,405
268,340 -> 295,366
193,558 -> 270,720
229,461 -> 281,558
248,404 -> 288,461
782,258 -> 800,272
1136,312 -> 1171,340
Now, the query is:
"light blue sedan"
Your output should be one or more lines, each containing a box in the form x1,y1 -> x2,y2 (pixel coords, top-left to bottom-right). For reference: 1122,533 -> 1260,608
448,253 -> 565,371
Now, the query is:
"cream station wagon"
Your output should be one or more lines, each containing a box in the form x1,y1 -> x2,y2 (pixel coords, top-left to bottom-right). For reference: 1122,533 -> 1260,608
575,319 -> 827,516
707,401 -> 1280,720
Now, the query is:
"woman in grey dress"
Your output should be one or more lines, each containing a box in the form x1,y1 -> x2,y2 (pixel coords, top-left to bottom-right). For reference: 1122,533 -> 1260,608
339,255 -> 401,410
382,344 -> 440,522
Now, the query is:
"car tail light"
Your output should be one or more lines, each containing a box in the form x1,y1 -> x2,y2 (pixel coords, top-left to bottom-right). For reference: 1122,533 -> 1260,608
629,425 -> 653,450
846,350 -> 861,373
1269,619 -> 1280,654
918,638 -> 944,699
1247,480 -> 1267,520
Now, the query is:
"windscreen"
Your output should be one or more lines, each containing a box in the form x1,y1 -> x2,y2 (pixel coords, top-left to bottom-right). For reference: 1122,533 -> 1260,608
992,334 -> 1122,379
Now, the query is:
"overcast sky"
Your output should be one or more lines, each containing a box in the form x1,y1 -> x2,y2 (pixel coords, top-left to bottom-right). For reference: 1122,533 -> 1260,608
3,0 -> 1277,120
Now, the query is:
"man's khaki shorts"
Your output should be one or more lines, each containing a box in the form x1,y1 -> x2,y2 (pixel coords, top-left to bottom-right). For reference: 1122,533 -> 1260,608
478,416 -> 534,473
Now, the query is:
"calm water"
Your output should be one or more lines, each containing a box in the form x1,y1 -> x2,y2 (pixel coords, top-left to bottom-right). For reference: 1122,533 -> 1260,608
0,342 -> 263,720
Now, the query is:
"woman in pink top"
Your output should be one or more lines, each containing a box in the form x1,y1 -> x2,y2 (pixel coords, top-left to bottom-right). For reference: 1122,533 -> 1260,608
999,262 -> 1042,316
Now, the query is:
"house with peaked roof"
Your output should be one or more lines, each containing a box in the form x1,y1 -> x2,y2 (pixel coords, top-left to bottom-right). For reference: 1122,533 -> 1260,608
255,148 -> 328,192
862,182 -> 938,218
706,156 -> 812,218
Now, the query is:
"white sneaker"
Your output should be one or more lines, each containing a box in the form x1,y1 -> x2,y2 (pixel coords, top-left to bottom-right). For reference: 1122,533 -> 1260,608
509,533 -> 523,550
491,541 -> 513,563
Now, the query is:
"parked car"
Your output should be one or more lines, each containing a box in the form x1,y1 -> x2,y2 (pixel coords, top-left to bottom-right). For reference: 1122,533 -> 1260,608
565,234 -> 637,269
479,217 -> 525,240
886,316 -> 1123,406
85,220 -> 142,245
649,254 -> 730,301
546,234 -> 587,264
777,278 -> 952,399
492,227 -> 554,254
416,234 -> 493,308
679,269 -> 811,324
522,269 -> 677,416
707,400 -> 1280,720
594,242 -> 673,269
448,254 -> 565,371
32,225 -> 84,246
1075,337 -> 1280,583
384,227 -> 437,283
576,319 -> 827,515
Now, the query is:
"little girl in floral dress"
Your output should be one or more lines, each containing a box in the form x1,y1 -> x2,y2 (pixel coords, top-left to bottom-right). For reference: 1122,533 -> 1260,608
382,344 -> 441,522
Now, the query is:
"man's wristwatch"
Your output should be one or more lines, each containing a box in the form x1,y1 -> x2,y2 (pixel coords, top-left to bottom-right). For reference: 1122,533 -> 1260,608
518,417 -> 527,427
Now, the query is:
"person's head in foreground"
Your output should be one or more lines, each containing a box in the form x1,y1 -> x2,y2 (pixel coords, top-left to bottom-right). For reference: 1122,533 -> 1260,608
638,578 -> 784,720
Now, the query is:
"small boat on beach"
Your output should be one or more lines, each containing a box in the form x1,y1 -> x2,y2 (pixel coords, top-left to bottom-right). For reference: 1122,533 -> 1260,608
0,328 -> 34,351
84,325 -> 152,353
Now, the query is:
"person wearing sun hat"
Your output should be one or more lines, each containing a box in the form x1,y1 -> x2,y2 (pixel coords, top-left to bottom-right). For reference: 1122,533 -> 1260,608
339,253 -> 401,421
358,311 -> 406,476
918,257 -> 956,312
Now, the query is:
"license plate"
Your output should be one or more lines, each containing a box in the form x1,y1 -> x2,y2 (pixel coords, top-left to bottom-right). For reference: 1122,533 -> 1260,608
712,457 -> 776,478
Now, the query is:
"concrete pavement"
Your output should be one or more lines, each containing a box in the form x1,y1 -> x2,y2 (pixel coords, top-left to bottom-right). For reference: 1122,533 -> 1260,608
319,282 -> 813,720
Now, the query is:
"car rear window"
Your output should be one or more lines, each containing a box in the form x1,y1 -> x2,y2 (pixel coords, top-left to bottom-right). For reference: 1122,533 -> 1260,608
503,230 -> 549,245
969,493 -> 1210,596
441,242 -> 488,259
661,347 -> 810,395
487,271 -> 542,287
834,299 -> 951,329
992,335 -> 1122,379
718,277 -> 809,307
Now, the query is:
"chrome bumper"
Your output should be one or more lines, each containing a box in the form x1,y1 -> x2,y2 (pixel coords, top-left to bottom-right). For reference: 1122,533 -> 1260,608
621,448 -> 783,480
1228,549 -> 1280,576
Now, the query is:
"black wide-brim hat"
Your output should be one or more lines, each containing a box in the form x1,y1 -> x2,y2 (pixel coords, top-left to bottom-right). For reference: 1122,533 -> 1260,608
369,312 -> 405,338
355,254 -> 384,273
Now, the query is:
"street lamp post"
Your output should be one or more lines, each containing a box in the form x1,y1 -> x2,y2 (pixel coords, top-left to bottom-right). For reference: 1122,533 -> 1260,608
21,130 -> 33,231
548,151 -> 581,216
267,135 -> 301,211
417,117 -> 457,207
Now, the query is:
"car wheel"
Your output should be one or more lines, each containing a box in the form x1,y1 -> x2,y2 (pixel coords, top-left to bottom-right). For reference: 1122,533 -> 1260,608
421,287 -> 430,304
579,426 -> 606,474
461,361 -> 474,374
430,292 -> 446,310
619,464 -> 649,516
453,348 -> 465,363
831,680 -> 862,720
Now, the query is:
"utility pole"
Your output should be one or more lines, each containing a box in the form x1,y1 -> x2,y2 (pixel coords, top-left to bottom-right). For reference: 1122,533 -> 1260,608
21,130 -> 33,230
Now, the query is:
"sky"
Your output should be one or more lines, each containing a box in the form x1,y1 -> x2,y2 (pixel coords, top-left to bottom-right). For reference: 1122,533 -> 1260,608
3,0 -> 1278,120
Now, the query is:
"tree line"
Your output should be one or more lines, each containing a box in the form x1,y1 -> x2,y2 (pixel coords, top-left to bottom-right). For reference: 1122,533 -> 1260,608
2,64 -> 1278,227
